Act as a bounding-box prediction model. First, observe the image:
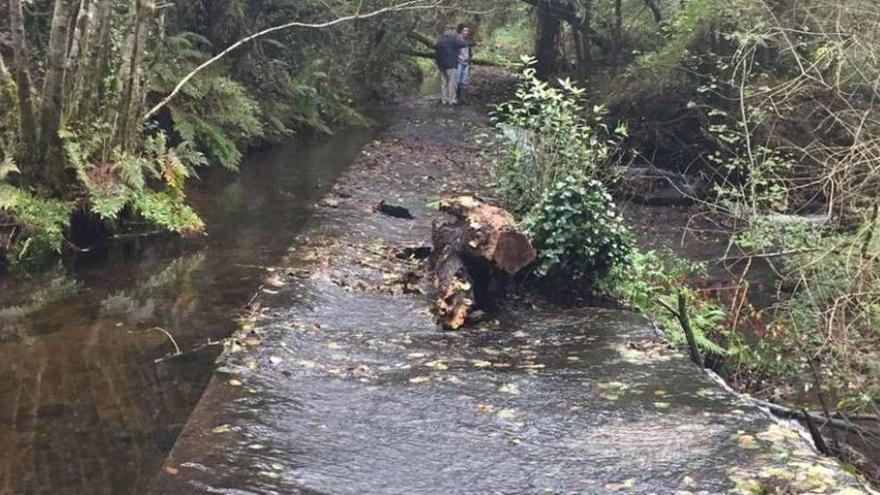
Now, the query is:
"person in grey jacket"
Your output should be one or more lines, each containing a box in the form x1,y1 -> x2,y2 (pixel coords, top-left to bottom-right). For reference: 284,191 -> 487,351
456,24 -> 475,104
434,28 -> 468,105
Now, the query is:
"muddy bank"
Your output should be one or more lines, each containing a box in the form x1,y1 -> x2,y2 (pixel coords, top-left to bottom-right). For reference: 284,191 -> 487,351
154,71 -> 872,495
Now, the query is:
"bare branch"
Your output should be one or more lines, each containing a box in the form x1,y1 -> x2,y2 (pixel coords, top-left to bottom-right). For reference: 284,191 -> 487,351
143,0 -> 443,120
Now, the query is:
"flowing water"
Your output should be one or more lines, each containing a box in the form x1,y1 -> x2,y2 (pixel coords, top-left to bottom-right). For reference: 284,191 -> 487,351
0,128 -> 378,495
154,99 -> 870,495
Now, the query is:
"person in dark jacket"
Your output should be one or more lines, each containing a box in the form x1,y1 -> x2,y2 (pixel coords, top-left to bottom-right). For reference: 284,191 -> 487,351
434,27 -> 468,105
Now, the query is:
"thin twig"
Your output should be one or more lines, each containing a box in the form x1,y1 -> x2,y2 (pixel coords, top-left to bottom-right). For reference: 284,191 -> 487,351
149,326 -> 181,356
143,0 -> 443,120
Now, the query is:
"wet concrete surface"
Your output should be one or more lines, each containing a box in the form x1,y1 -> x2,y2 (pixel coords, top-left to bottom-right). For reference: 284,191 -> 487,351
0,129 -> 378,495
155,92 -> 874,495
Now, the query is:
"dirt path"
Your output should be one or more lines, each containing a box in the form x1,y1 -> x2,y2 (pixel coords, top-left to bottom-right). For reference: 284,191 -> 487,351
152,69 -> 873,495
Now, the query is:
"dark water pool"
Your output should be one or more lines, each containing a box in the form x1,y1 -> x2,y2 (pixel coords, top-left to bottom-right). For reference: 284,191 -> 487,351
0,128 -> 377,495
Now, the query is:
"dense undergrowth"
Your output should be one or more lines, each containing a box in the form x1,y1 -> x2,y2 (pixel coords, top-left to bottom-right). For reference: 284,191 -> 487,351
485,0 -> 880,481
0,0 -> 434,268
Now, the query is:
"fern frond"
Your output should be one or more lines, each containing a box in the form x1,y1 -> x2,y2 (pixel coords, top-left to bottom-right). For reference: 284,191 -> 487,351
0,184 -> 71,258
0,157 -> 20,182
131,190 -> 205,235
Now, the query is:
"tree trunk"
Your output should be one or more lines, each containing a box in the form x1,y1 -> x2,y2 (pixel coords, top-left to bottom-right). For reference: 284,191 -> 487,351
64,0 -> 93,111
641,0 -> 663,22
7,0 -> 39,167
115,0 -> 155,149
432,222 -> 477,330
535,0 -> 562,79
613,0 -> 622,66
40,0 -> 77,186
439,196 -> 537,275
575,0 -> 592,79
431,197 -> 536,330
75,0 -> 111,124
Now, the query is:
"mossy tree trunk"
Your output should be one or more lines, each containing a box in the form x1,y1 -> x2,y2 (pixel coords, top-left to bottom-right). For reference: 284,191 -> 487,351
7,0 -> 39,169
115,0 -> 155,150
39,0 -> 77,189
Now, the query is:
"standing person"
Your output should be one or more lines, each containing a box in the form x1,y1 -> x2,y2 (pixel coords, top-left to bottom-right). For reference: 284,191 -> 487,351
456,24 -> 475,104
434,27 -> 467,105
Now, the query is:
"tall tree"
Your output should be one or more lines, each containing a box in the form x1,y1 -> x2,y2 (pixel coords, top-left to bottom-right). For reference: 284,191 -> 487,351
7,0 -> 38,167
39,0 -> 76,186
535,0 -> 562,78
116,0 -> 155,149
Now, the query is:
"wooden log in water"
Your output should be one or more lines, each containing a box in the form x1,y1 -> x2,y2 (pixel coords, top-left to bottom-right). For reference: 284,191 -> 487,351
439,196 -> 536,275
431,196 -> 536,329
431,222 -> 475,330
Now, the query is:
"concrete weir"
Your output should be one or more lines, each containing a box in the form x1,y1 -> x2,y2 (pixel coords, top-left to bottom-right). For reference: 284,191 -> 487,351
154,97 -> 874,495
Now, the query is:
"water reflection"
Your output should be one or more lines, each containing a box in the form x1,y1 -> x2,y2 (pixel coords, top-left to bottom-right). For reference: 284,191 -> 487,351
0,127 -> 378,495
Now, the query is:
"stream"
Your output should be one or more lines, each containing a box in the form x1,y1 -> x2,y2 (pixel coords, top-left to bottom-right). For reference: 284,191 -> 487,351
0,89 -> 872,495
0,128 -> 378,495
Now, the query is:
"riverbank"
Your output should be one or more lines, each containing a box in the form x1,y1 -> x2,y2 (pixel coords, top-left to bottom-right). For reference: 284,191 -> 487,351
154,68 -> 873,494
623,199 -> 880,484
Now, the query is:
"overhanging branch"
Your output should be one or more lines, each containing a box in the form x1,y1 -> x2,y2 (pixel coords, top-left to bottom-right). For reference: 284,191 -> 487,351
143,0 -> 443,120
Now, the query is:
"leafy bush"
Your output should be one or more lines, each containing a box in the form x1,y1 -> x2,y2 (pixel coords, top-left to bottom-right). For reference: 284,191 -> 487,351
0,71 -> 18,162
64,129 -> 207,236
489,63 -> 631,285
603,249 -> 730,356
0,183 -> 70,263
525,173 -> 632,284
730,215 -> 880,411
491,60 -> 626,215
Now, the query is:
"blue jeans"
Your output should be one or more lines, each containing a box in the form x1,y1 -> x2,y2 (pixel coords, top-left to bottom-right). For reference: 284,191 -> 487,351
458,63 -> 470,88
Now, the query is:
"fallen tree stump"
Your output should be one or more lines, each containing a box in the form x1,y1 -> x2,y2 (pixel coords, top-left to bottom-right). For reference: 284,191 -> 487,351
439,196 -> 536,275
431,196 -> 536,329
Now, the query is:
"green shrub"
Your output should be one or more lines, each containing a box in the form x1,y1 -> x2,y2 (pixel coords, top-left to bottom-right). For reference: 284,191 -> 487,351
603,248 -> 730,356
64,128 -> 207,236
491,60 -> 626,215
0,184 -> 71,263
525,173 -> 632,283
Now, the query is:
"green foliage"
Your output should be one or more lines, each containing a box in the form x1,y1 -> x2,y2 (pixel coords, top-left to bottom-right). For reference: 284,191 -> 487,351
130,190 -> 205,235
728,214 -> 880,410
492,61 -> 626,214
0,72 -> 19,161
152,32 -> 264,169
525,173 -> 632,283
0,184 -> 71,262
0,158 -> 19,182
627,0 -> 743,92
64,128 -> 206,235
604,249 -> 730,356
244,54 -> 369,141
167,76 -> 262,170
489,63 -> 631,285
481,5 -> 535,67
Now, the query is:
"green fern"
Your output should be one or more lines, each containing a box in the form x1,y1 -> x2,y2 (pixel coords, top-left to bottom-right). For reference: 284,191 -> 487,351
0,184 -> 71,260
130,190 -> 204,235
0,157 -> 20,182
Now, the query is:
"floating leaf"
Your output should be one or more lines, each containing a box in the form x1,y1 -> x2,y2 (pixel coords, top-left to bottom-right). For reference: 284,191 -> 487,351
499,383 -> 520,395
497,408 -> 517,420
737,434 -> 759,450
476,404 -> 495,414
